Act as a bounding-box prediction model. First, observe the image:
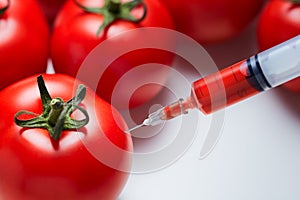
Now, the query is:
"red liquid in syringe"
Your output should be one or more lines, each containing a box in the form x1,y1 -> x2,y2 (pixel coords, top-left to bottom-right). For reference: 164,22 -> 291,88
162,60 -> 263,120
127,35 -> 300,131
192,60 -> 263,114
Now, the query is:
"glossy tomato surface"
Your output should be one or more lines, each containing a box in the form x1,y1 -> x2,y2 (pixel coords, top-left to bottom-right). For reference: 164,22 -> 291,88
0,0 -> 49,90
50,0 -> 174,109
257,0 -> 300,93
0,74 -> 132,200
161,0 -> 264,44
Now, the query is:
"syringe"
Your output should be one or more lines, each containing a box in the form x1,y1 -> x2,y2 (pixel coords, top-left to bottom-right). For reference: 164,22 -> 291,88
127,35 -> 300,132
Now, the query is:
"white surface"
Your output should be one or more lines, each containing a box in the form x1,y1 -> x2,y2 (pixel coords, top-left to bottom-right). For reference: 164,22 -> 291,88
120,88 -> 300,200
118,22 -> 300,199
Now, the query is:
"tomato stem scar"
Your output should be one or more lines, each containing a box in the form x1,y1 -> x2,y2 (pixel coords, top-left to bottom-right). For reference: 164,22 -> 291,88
0,0 -> 10,16
73,0 -> 147,36
14,75 -> 89,140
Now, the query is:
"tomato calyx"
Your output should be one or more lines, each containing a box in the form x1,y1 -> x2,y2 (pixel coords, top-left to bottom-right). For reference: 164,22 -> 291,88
73,0 -> 147,36
14,75 -> 89,140
0,0 -> 10,16
290,0 -> 300,3
288,0 -> 300,4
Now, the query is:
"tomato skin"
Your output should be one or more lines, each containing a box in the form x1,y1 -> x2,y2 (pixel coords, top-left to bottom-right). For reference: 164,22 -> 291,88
160,0 -> 264,44
36,0 -> 66,27
0,0 -> 49,90
50,0 -> 174,109
0,74 -> 132,200
257,0 -> 300,93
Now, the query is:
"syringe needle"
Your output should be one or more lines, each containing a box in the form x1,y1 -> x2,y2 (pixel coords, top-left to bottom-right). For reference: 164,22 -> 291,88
125,107 -> 166,133
126,98 -> 196,133
126,123 -> 145,133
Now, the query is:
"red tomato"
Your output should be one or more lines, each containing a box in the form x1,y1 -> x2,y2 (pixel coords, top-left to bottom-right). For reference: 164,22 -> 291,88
160,0 -> 264,44
50,0 -> 174,109
257,0 -> 300,93
36,0 -> 66,27
0,74 -> 132,200
0,0 -> 49,90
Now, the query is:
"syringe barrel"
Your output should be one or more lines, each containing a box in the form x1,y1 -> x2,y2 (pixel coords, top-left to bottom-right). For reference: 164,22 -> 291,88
257,35 -> 300,88
192,35 -> 300,114
191,60 -> 263,114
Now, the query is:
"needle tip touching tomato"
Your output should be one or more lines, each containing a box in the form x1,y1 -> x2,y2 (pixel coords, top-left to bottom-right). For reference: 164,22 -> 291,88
0,74 -> 132,200
257,0 -> 300,93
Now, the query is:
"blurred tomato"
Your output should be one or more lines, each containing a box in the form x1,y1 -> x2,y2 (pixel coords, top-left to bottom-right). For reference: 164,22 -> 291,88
161,0 -> 264,44
0,0 -> 49,90
36,0 -> 66,27
51,0 -> 174,109
257,0 -> 300,93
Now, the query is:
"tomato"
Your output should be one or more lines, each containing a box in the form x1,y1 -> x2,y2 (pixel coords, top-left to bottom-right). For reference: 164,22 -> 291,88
0,74 -> 132,200
257,0 -> 300,93
0,0 -> 49,90
160,0 -> 264,44
36,0 -> 66,27
50,0 -> 174,109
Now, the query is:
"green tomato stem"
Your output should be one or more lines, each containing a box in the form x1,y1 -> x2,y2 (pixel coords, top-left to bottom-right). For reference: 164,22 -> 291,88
14,75 -> 89,140
107,0 -> 121,13
73,0 -> 147,36
48,98 -> 64,127
0,0 -> 10,16
290,0 -> 300,4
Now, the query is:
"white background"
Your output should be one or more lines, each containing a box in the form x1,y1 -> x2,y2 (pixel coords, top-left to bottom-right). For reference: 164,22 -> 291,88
118,20 -> 300,200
